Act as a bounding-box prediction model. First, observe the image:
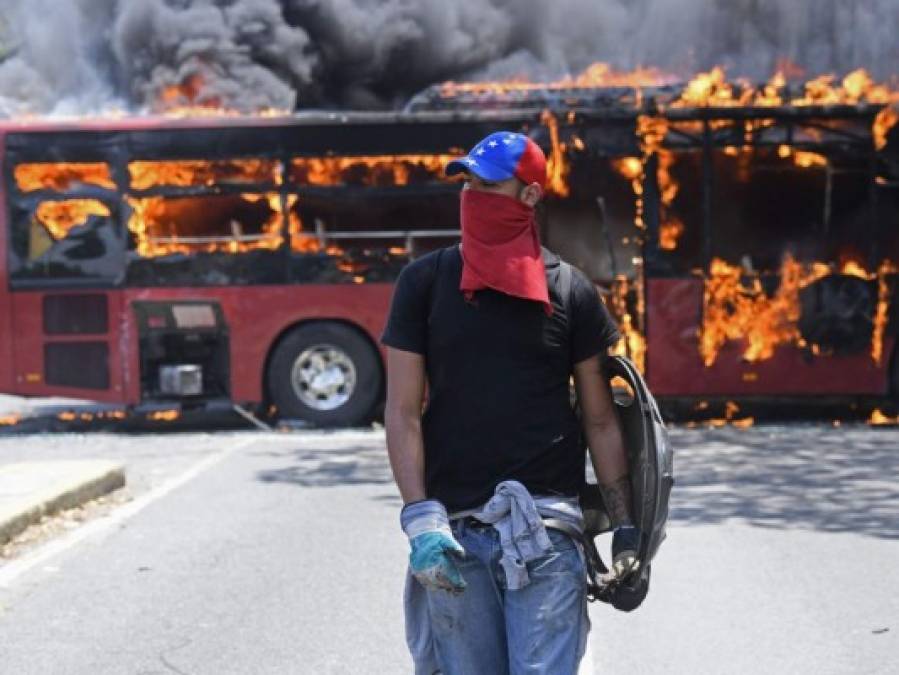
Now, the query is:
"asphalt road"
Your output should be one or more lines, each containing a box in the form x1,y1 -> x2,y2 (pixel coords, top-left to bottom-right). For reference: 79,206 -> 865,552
0,424 -> 897,674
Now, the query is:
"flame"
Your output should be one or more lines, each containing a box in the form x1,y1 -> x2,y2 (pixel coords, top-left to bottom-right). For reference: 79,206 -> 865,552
154,72 -> 289,118
777,145 -> 828,168
15,163 -> 115,192
540,110 -> 570,197
612,117 -> 682,250
35,200 -> 111,240
148,410 -> 180,421
705,400 -> 755,428
659,217 -> 684,251
608,275 -> 647,373
665,66 -> 899,147
871,260 -> 898,365
290,154 -> 455,187
700,255 -> 826,366
129,159 -> 281,190
672,66 -> 894,110
126,193 -> 285,257
868,409 -> 899,425
700,255 -> 896,366
674,67 -> 753,108
874,105 -> 899,151
439,61 -> 674,98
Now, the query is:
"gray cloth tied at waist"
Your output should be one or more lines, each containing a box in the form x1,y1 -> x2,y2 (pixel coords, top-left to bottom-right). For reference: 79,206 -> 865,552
472,480 -> 584,590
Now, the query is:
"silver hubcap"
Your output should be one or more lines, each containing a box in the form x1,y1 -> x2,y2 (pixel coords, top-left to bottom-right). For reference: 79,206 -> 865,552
291,344 -> 357,411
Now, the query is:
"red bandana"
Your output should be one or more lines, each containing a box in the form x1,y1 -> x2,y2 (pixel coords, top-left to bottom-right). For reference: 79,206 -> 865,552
459,189 -> 552,315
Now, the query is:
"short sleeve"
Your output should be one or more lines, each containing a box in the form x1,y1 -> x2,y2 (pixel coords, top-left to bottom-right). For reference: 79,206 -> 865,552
380,255 -> 435,354
569,269 -> 621,365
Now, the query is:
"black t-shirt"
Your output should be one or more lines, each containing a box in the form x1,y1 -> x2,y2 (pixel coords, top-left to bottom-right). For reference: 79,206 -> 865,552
381,245 -> 620,512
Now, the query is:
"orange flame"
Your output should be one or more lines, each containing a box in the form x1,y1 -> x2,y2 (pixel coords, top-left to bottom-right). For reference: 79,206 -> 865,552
290,154 -> 455,187
700,256 -> 895,367
871,260 -> 898,365
148,410 -> 180,421
706,400 -> 755,428
35,200 -> 111,240
608,274 -> 647,373
129,159 -> 281,190
439,62 -> 674,98
700,255 -> 827,366
125,192 -> 286,258
154,72 -> 289,118
874,105 -> 899,151
868,409 -> 899,425
14,163 -> 115,192
777,145 -> 828,168
540,110 -> 570,197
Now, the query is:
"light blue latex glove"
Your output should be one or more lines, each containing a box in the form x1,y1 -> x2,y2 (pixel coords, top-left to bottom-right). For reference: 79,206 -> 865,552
401,500 -> 467,594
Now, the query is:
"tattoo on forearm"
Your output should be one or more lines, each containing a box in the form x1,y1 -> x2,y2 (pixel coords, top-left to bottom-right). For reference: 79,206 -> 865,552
600,475 -> 634,527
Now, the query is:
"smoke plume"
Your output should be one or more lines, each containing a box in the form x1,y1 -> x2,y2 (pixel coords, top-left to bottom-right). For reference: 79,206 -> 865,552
0,0 -> 896,116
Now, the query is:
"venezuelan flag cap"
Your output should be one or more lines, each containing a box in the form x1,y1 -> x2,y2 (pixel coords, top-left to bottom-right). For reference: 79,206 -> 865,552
446,131 -> 547,188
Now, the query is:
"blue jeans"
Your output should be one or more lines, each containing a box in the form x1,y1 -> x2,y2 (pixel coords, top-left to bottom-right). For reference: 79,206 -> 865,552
424,518 -> 589,675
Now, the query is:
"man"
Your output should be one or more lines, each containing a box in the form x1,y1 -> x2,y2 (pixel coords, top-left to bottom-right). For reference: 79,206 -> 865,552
382,131 -> 638,675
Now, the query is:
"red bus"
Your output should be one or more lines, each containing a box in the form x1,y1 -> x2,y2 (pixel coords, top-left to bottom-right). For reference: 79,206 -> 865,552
1,87 -> 897,426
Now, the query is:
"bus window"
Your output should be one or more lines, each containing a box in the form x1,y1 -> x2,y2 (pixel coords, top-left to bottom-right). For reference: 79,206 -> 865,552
122,158 -> 289,287
124,192 -> 287,286
9,198 -> 123,283
285,154 -> 460,283
709,147 -> 831,270
286,190 -> 460,283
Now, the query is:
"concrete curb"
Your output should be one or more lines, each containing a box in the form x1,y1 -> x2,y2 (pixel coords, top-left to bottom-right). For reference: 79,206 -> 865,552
0,461 -> 126,546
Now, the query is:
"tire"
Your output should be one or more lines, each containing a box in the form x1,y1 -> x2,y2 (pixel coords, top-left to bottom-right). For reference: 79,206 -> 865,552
266,322 -> 382,427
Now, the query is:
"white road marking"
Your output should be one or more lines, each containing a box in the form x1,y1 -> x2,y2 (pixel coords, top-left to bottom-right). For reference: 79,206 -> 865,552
0,437 -> 255,589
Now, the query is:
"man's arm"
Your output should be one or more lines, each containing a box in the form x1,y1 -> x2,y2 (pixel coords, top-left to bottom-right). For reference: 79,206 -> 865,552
573,354 -> 634,527
384,346 -> 427,504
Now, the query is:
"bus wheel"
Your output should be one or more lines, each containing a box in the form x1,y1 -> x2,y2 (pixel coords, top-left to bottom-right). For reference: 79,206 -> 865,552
266,323 -> 382,428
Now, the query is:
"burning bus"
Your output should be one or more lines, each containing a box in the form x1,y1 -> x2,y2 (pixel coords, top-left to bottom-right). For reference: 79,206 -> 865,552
0,67 -> 897,426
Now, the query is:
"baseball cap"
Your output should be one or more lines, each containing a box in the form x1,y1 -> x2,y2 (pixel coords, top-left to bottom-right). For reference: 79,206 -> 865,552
446,131 -> 547,188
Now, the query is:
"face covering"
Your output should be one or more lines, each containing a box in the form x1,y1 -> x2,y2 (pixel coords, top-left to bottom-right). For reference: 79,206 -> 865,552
459,188 -> 552,315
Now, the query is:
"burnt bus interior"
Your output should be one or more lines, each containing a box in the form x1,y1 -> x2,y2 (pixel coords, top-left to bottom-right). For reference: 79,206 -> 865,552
4,120 -> 514,290
4,89 -> 899,404
650,109 -> 899,368
3,113 -> 646,293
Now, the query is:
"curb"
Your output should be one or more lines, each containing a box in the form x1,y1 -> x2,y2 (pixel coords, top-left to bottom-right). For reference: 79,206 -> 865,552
0,461 -> 126,546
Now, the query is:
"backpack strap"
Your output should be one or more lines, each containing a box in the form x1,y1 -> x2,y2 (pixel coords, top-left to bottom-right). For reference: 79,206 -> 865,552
559,259 -> 573,321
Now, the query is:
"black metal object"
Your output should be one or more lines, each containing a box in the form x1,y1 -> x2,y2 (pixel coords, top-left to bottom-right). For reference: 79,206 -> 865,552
131,300 -> 230,404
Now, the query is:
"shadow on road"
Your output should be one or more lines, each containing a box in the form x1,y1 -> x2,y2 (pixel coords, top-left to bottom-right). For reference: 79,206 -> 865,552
251,424 -> 899,540
255,441 -> 394,488
668,425 -> 899,539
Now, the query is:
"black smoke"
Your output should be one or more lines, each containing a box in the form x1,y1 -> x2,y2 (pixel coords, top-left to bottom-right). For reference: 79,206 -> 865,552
0,0 -> 896,115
